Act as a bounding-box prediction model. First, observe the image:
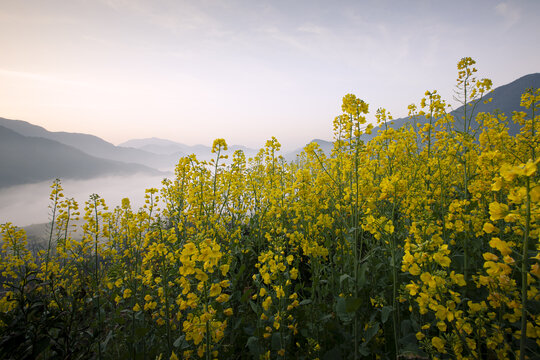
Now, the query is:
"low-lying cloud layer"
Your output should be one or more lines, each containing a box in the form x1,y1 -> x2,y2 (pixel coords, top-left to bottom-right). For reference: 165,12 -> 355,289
0,174 -> 168,227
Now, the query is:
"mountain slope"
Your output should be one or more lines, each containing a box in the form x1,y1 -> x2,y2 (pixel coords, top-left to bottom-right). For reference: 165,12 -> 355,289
287,73 -> 539,161
119,137 -> 258,160
451,72 -> 540,135
119,137 -> 187,155
284,139 -> 333,162
0,125 -> 162,188
0,118 -> 178,170
361,72 -> 540,142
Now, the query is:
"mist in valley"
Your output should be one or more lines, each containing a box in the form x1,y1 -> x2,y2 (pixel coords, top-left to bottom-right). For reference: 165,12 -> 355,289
0,173 -> 171,228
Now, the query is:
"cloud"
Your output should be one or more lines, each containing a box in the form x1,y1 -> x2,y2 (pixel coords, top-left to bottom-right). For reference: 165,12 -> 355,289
0,174 -> 167,226
297,24 -> 327,35
97,0 -> 224,36
257,26 -> 310,52
0,69 -> 92,88
495,2 -> 521,28
0,7 -> 77,26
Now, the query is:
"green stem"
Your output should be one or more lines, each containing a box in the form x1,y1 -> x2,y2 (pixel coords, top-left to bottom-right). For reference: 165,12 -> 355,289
160,226 -> 172,354
46,181 -> 59,274
92,195 -> 102,360
519,177 -> 531,360
390,199 -> 399,357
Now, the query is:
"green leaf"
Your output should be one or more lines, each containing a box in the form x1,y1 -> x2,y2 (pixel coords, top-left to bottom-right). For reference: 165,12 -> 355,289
33,337 -> 50,357
363,322 -> 380,344
299,299 -> 312,306
246,336 -> 260,356
401,319 -> 412,334
339,274 -> 351,286
381,306 -> 393,324
134,326 -> 149,338
357,345 -> 370,356
240,288 -> 250,303
271,332 -> 281,350
102,330 -> 113,351
249,300 -> 258,314
322,346 -> 342,359
336,297 -> 346,315
345,297 -> 362,313
357,263 -> 368,289
173,335 -> 185,348
336,297 -> 353,323
238,263 -> 246,276
319,313 -> 333,322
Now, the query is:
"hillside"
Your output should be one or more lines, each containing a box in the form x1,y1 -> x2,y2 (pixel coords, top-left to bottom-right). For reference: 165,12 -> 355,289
1,73 -> 537,170
361,72 -> 540,142
0,118 -> 179,170
284,139 -> 333,161
0,125 -> 162,188
119,137 -> 258,160
287,72 -> 540,161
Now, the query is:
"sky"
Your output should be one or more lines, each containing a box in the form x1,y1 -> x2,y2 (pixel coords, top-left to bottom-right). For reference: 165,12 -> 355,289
0,0 -> 539,152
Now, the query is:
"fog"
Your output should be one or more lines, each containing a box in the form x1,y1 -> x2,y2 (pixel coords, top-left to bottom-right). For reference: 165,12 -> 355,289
0,174 -> 171,227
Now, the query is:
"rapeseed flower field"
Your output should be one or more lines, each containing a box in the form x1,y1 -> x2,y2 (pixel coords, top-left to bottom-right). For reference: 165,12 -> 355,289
1,58 -> 538,359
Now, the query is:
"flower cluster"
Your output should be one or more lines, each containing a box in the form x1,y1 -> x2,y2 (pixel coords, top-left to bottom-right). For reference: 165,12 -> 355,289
0,58 -> 538,359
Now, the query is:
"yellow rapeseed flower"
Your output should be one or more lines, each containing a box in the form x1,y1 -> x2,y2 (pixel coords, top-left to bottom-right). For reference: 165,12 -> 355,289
216,294 -> 230,303
290,268 -> 299,280
262,296 -> 272,310
209,283 -> 222,297
432,336 -> 446,353
489,202 -> 508,221
223,308 -> 233,316
483,222 -> 497,234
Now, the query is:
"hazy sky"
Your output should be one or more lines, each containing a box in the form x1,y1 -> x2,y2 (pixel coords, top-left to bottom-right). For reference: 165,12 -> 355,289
1,0 -> 538,151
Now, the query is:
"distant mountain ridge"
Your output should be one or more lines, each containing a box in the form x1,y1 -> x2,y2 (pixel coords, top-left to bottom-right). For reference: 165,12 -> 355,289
0,117 -> 260,188
119,137 -> 258,159
286,72 -> 539,161
119,137 -> 209,156
284,139 -> 333,162
0,125 -> 161,188
0,118 -> 178,170
360,72 -> 540,143
1,72 -> 537,185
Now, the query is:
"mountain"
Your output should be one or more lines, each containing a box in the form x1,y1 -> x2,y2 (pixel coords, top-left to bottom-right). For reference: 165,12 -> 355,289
284,139 -> 333,162
0,125 -> 162,188
451,72 -> 540,135
1,72 -> 536,177
229,145 -> 259,158
0,118 -> 179,170
286,73 -> 539,161
361,72 -> 540,142
119,137 -> 206,156
119,137 -> 258,160
119,137 -> 184,149
119,137 -> 186,155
